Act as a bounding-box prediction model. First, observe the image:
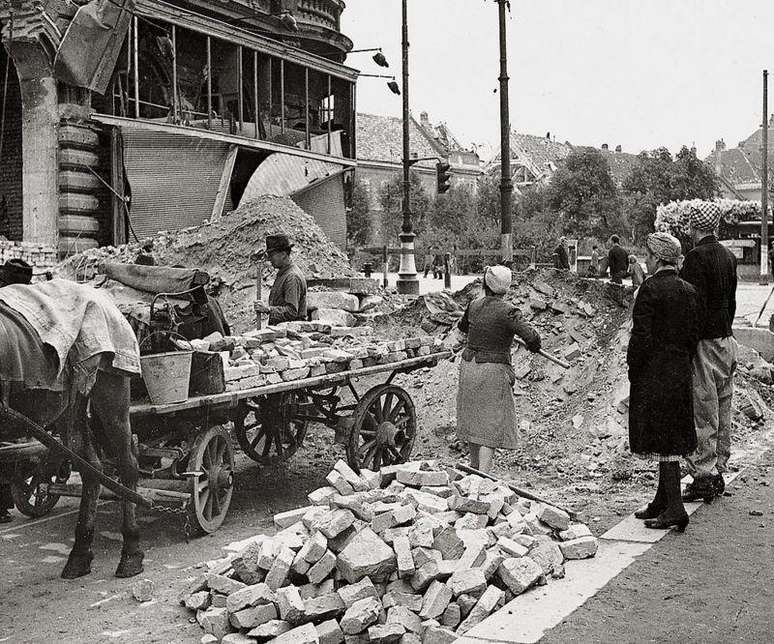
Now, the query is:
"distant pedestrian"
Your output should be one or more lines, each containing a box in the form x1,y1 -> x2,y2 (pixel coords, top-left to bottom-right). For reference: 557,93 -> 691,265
680,202 -> 738,502
423,248 -> 434,278
554,236 -> 570,270
608,235 -> 628,284
432,253 -> 444,279
628,232 -> 700,532
456,265 -> 541,473
628,255 -> 645,287
587,244 -> 600,277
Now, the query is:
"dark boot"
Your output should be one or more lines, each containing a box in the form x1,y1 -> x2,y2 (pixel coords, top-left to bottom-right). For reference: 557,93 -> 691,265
635,466 -> 667,519
645,461 -> 689,532
713,473 -> 725,496
682,475 -> 715,503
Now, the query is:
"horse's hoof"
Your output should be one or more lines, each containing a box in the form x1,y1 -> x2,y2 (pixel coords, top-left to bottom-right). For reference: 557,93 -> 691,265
61,552 -> 94,579
115,550 -> 144,578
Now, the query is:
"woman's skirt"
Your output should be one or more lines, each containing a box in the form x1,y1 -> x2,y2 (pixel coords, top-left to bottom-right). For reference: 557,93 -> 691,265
456,358 -> 518,449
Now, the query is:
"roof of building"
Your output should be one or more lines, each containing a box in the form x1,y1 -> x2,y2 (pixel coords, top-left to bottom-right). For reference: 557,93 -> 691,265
356,112 -> 443,166
705,146 -> 762,186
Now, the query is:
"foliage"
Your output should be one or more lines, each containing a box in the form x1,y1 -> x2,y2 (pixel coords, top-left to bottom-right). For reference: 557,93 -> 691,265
346,178 -> 372,247
377,172 -> 432,242
655,198 -> 769,237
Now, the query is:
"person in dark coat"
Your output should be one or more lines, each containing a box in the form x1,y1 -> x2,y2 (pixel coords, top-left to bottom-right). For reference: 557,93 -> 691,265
627,232 -> 700,532
608,235 -> 629,284
554,237 -> 570,270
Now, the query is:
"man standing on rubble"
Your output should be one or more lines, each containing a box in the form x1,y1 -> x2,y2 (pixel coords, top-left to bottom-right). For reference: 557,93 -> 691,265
253,234 -> 307,325
607,235 -> 629,284
680,203 -> 738,502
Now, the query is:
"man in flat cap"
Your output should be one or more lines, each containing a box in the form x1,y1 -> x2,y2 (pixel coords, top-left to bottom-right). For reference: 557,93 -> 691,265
680,202 -> 738,502
253,234 -> 307,325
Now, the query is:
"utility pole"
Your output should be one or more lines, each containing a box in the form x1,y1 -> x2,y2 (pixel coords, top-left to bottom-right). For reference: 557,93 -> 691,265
497,0 -> 513,263
761,69 -> 769,285
396,0 -> 419,294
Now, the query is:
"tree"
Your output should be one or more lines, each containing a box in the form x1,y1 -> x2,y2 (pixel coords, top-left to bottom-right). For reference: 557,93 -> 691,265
428,185 -> 477,236
546,148 -> 620,238
377,172 -> 433,242
346,178 -> 372,247
621,146 -> 720,243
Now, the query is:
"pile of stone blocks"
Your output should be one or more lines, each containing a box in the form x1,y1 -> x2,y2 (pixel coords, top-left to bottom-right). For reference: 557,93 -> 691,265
180,460 -> 598,643
0,240 -> 57,279
192,323 -> 444,392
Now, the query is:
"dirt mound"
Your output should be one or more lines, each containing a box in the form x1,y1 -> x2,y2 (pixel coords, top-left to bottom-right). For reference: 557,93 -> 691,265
56,195 -> 356,331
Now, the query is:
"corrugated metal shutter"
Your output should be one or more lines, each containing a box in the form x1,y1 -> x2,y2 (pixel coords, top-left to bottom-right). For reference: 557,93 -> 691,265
122,130 -> 230,238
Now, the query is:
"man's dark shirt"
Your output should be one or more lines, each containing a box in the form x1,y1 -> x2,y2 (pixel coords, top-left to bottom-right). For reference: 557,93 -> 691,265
554,244 -> 570,270
608,244 -> 629,277
680,235 -> 737,339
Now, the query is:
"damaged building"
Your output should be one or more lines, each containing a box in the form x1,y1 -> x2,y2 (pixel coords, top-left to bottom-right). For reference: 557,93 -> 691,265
0,0 -> 357,255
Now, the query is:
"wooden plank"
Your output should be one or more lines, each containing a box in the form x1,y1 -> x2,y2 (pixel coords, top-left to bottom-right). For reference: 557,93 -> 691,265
130,352 -> 451,418
211,144 -> 238,221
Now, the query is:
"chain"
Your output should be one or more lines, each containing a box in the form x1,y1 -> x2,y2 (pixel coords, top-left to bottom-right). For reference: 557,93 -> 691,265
154,502 -> 192,542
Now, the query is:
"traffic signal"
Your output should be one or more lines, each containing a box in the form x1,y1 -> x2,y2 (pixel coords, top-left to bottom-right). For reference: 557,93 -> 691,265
436,161 -> 452,194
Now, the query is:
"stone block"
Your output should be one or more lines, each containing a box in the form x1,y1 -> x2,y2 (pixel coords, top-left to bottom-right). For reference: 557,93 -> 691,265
338,577 -> 378,608
558,535 -> 598,559
407,522 -> 434,549
185,591 -> 210,611
537,504 -> 571,531
300,531 -> 329,564
313,509 -> 357,539
456,594 -> 477,619
360,468 -> 382,490
396,469 -> 450,488
336,528 -> 397,584
419,486 -> 454,499
529,541 -> 565,578
302,507 -> 331,530
393,535 -> 415,578
401,489 -> 448,514
432,527 -> 464,560
327,470 -> 357,496
455,512 -> 489,530
207,574 -> 247,596
255,540 -> 278,571
334,459 -> 370,492
410,560 -> 441,592
386,606 -> 422,634
449,496 -> 490,515
226,583 -> 275,613
199,607 -> 232,640
497,536 -> 528,558
313,308 -> 357,327
265,545 -> 295,590
221,634 -> 255,644
441,602 -> 461,629
558,523 -> 593,541
382,591 -> 423,613
292,550 -> 312,576
456,585 -> 505,634
498,556 -> 543,595
422,626 -> 457,644
328,525 -> 359,553
448,568 -> 486,597
419,581 -> 453,620
271,623 -> 320,644
513,534 -> 537,549
248,619 -> 292,640
316,619 -> 345,644
230,603 -> 278,630
340,597 -> 382,635
481,549 -> 506,580
282,366 -> 310,381
276,586 -> 306,625
411,547 -> 442,568
274,505 -> 317,530
304,592 -> 346,622
308,291 -> 360,312
457,543 -> 487,570
308,549 -> 337,584
367,623 -> 405,644
210,593 -> 227,608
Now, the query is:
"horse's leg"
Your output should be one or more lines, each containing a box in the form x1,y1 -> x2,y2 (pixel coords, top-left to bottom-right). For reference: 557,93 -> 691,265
90,370 -> 143,578
61,395 -> 100,579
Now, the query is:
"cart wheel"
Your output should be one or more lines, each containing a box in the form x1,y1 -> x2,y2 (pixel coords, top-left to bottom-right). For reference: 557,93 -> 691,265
347,384 -> 416,472
232,391 -> 309,465
186,425 -> 234,535
11,459 -> 69,518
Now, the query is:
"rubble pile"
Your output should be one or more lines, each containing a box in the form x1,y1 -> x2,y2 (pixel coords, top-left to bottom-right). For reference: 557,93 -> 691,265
195,321 -> 445,391
180,460 -> 598,643
56,196 -> 357,331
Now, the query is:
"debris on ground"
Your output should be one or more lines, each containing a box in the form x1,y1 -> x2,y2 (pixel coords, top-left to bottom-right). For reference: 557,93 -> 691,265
180,460 -> 597,642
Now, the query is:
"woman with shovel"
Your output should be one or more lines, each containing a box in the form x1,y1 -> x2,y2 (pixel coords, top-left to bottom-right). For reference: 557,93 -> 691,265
455,265 -> 542,473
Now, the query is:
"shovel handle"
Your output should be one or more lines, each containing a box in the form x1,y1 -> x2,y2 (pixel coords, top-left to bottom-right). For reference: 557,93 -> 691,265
513,337 -> 570,369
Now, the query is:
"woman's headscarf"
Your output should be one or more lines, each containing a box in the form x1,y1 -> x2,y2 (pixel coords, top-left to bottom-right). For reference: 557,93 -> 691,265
646,232 -> 682,264
484,265 -> 512,294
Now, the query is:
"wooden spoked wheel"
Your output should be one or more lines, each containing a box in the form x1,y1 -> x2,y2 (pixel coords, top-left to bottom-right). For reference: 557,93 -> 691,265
186,425 -> 234,535
347,384 -> 416,472
232,392 -> 310,465
10,457 -> 68,518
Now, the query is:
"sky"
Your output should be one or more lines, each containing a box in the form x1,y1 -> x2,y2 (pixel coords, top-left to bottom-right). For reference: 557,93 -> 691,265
341,0 -> 774,159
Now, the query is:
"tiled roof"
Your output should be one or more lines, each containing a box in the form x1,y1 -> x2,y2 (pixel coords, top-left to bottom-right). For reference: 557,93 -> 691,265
705,147 -> 762,186
356,112 -> 443,166
511,133 -> 572,170
598,149 -> 640,184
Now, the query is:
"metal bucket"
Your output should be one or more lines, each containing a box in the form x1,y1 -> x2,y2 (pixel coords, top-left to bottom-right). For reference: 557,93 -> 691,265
140,351 -> 193,405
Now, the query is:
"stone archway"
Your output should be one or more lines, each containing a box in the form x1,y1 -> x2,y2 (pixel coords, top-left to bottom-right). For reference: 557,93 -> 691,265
0,45 -> 23,239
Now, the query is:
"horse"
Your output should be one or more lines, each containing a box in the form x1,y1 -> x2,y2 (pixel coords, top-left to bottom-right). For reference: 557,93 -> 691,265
0,287 -> 144,579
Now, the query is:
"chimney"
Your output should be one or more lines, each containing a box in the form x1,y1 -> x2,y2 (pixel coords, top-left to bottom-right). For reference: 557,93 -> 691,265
546,131 -> 551,140
715,139 -> 726,152
615,144 -> 622,153
420,111 -> 430,128
601,143 -> 609,150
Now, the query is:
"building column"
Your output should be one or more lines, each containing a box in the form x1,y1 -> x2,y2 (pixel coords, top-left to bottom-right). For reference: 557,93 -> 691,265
8,41 -> 59,246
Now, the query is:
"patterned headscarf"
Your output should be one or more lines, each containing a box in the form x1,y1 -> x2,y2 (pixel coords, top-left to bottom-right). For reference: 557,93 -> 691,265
484,265 -> 512,294
690,201 -> 722,232
646,232 -> 682,264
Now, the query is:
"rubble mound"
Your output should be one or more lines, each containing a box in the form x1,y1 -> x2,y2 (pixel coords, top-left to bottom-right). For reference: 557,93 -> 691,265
56,196 -> 356,331
181,460 -> 599,642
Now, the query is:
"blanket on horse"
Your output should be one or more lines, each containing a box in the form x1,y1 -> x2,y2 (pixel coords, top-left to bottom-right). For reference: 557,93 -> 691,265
0,280 -> 140,392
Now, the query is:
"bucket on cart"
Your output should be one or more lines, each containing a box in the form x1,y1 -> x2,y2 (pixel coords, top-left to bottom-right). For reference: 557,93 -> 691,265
140,351 -> 193,404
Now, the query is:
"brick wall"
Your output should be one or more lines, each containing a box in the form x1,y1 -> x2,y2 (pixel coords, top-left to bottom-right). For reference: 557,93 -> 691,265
0,52 -> 23,240
292,175 -> 346,250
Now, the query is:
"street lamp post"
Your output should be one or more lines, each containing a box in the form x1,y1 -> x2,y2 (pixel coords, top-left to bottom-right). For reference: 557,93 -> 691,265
396,0 -> 419,295
761,69 -> 769,285
497,0 -> 513,264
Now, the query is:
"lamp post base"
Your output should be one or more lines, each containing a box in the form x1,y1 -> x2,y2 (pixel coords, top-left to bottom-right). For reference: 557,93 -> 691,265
396,232 -> 420,295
